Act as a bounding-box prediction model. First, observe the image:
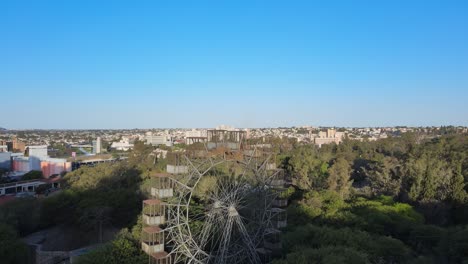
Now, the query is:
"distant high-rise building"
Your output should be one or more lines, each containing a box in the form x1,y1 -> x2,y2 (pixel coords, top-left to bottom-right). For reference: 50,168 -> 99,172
185,129 -> 207,145
27,145 -> 48,159
185,129 -> 206,138
318,131 -> 327,138
313,128 -> 345,147
92,137 -> 102,154
0,141 -> 7,153
11,137 -> 26,153
27,145 -> 48,170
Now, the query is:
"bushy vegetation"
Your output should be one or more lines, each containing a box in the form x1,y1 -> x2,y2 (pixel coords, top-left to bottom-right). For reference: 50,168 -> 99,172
0,223 -> 30,264
21,170 -> 43,181
0,140 -> 159,262
75,227 -> 147,264
275,133 -> 468,263
0,132 -> 466,263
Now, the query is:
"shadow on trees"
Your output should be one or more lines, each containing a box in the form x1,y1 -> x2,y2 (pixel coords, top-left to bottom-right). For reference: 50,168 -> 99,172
39,164 -> 144,249
282,194 -> 468,264
0,162 -> 146,254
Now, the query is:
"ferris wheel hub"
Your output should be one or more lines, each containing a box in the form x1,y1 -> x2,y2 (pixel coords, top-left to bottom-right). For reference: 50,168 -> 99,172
228,205 -> 239,216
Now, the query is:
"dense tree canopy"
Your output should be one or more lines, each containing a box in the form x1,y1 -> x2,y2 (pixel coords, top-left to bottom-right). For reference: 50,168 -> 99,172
21,170 -> 43,181
1,132 -> 467,263
277,133 -> 468,263
0,224 -> 30,264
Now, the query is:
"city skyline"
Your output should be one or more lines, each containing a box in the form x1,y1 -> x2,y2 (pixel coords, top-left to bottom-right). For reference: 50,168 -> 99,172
2,1 -> 468,129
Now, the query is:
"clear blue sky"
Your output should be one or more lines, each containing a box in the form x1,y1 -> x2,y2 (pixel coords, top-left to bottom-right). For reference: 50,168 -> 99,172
1,0 -> 467,129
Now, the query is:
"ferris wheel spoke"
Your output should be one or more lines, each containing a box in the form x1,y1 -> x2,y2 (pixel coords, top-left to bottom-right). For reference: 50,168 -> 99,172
170,176 -> 194,191
157,142 -> 282,264
234,215 -> 262,264
215,213 -> 235,263
198,209 -> 218,248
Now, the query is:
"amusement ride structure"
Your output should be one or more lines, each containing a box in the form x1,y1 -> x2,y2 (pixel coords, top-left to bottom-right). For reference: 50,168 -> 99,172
141,130 -> 289,264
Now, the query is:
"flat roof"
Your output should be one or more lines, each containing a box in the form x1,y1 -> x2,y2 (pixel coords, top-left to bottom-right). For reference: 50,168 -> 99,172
143,226 -> 162,233
143,199 -> 164,205
151,251 -> 169,259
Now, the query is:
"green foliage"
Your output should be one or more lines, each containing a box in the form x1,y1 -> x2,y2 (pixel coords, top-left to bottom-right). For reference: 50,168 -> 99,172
3,132 -> 468,263
451,162 -> 467,203
35,141 -> 162,250
401,135 -> 468,204
287,190 -> 348,226
0,223 -> 30,264
279,224 -> 411,264
41,189 -> 140,231
40,189 -> 80,226
284,133 -> 467,223
349,197 -> 425,237
274,245 -> 369,264
437,225 -> 468,263
21,170 -> 43,180
188,200 -> 205,234
361,157 -> 403,197
278,186 -> 296,199
0,198 -> 41,235
75,229 -> 146,264
38,161 -> 146,237
281,190 -> 468,263
327,158 -> 353,199
286,146 -> 329,190
64,163 -> 141,191
127,139 -> 155,174
194,175 -> 218,200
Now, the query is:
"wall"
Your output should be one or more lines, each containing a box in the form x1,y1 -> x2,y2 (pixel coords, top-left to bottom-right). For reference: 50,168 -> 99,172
12,158 -> 31,172
0,152 -> 11,170
41,159 -> 72,178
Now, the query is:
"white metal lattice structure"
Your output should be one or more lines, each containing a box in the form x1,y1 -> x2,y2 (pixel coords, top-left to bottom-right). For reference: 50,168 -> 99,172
149,145 -> 285,264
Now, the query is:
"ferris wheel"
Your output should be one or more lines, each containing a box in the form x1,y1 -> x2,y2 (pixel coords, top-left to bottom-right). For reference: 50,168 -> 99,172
141,138 -> 288,264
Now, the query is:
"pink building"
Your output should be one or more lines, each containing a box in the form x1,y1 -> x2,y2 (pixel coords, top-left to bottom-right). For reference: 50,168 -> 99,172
12,158 -> 30,172
12,157 -> 71,178
40,159 -> 72,178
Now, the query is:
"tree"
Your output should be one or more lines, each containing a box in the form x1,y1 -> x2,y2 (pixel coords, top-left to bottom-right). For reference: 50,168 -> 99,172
194,175 -> 218,200
327,158 -> 353,199
273,246 -> 369,264
406,155 -> 428,202
0,223 -> 30,264
361,157 -> 402,197
450,163 -> 467,203
75,229 -> 146,264
287,146 -> 328,190
278,224 -> 411,264
79,206 -> 112,243
128,139 -> 155,172
21,170 -> 43,180
0,198 -> 41,235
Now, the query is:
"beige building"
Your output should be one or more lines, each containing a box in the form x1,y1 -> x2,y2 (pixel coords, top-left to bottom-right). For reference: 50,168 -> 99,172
312,129 -> 345,147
